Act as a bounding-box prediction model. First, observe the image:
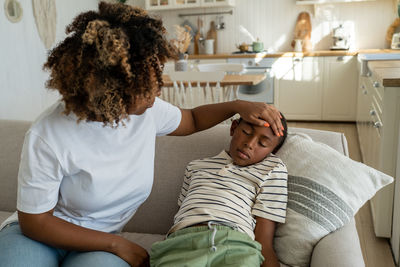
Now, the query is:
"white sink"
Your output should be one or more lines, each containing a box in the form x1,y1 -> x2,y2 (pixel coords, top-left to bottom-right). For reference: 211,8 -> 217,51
358,53 -> 400,61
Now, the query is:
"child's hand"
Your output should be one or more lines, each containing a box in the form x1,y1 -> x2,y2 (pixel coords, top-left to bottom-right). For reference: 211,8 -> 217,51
236,100 -> 283,137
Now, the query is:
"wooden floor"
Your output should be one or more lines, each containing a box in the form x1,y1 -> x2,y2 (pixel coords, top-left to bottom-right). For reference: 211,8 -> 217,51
287,122 -> 395,267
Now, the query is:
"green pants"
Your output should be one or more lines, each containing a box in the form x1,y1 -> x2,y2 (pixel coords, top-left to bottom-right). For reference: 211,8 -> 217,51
150,225 -> 264,267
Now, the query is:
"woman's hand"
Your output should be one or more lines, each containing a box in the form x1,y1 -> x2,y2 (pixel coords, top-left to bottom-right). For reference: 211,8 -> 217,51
170,99 -> 284,137
236,100 -> 284,137
112,237 -> 149,267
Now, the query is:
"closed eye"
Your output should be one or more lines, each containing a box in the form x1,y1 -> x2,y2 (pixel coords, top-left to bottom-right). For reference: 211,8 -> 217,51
242,129 -> 251,135
259,137 -> 272,147
259,141 -> 268,147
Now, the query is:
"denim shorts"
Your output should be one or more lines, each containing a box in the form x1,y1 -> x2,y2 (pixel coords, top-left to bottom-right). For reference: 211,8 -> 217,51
0,223 -> 130,267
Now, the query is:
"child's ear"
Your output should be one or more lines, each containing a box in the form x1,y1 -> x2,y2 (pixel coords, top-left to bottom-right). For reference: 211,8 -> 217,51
230,119 -> 239,136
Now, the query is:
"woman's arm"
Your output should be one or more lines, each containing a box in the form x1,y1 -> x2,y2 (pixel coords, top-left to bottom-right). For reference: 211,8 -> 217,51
169,100 -> 283,136
254,216 -> 280,267
18,210 -> 149,267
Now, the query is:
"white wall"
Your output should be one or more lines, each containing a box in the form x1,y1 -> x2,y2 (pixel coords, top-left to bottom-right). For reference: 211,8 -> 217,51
0,0 -> 99,121
0,0 -> 397,121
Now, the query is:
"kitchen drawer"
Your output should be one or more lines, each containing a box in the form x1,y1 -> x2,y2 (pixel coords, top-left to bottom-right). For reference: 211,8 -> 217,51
369,115 -> 382,170
370,101 -> 383,136
369,71 -> 384,101
372,94 -> 383,117
359,76 -> 371,96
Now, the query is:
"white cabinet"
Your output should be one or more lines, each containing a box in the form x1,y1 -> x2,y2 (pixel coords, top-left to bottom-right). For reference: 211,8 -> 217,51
322,56 -> 357,121
145,0 -> 234,10
274,56 -> 357,121
356,61 -> 400,238
392,129 -> 400,264
274,57 -> 323,120
296,0 -> 375,4
146,0 -> 171,10
200,0 -> 235,7
145,0 -> 199,10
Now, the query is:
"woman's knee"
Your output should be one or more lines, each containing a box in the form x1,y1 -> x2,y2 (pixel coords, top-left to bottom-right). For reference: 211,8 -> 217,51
61,251 -> 130,267
0,223 -> 61,267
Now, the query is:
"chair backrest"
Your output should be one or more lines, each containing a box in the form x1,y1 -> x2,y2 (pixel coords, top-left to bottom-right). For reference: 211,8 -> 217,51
196,63 -> 244,103
197,63 -> 245,73
161,71 -> 225,109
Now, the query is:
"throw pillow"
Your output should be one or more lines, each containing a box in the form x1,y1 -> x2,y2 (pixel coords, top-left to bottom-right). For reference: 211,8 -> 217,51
274,133 -> 393,267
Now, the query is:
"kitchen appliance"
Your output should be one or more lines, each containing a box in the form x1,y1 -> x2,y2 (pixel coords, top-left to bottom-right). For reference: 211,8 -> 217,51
392,32 -> 400,49
227,57 -> 275,104
331,24 -> 349,50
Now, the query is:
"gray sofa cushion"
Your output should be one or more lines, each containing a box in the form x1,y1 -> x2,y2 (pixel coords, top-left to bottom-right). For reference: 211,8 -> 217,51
0,120 -> 31,212
311,218 -> 364,267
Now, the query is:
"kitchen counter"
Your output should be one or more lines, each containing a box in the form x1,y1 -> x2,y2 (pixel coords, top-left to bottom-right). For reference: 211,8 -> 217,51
188,49 -> 398,59
368,60 -> 400,87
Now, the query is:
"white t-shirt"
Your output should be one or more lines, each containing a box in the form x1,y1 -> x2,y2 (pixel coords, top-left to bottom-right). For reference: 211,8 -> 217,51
0,98 -> 181,232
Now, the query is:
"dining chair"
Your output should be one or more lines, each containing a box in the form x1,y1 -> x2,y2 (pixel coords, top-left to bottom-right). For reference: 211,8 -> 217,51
197,63 -> 245,101
161,71 -> 225,109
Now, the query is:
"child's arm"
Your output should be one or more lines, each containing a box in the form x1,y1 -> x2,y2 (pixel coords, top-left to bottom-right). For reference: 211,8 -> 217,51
254,216 -> 280,267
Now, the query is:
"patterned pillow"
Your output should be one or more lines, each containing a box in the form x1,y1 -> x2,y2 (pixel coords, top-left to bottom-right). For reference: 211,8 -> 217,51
274,133 -> 393,267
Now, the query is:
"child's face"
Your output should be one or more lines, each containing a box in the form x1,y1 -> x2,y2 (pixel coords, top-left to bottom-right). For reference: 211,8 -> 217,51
228,120 -> 281,167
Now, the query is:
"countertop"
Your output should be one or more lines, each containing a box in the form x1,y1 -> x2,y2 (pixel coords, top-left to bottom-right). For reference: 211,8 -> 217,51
368,61 -> 400,87
187,49 -> 398,59
184,49 -> 400,87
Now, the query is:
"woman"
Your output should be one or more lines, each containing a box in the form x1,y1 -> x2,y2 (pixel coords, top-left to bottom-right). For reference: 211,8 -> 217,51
0,2 -> 283,267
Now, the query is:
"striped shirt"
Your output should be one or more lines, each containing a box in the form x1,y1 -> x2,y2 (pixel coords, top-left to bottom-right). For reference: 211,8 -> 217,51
169,150 -> 288,239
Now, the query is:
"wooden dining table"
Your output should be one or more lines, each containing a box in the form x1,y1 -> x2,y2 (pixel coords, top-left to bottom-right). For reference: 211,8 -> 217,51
161,74 -> 266,87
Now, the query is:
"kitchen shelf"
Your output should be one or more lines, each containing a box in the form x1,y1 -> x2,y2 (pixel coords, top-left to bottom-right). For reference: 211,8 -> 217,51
296,0 -> 375,4
145,0 -> 235,11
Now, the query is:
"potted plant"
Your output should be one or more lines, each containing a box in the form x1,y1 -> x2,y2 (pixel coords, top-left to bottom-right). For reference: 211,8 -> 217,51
170,25 -> 192,71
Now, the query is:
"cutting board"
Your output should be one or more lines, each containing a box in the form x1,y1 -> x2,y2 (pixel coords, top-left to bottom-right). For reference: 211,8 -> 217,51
206,21 -> 217,54
194,18 -> 204,55
291,12 -> 312,52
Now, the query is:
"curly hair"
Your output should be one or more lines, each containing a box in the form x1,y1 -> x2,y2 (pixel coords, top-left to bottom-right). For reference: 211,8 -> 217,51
43,2 -> 176,126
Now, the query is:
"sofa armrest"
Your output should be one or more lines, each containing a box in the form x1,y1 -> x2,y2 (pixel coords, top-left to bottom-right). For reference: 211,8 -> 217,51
310,218 -> 365,267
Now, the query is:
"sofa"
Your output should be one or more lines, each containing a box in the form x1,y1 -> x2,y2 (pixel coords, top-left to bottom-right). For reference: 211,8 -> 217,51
0,119 -> 365,267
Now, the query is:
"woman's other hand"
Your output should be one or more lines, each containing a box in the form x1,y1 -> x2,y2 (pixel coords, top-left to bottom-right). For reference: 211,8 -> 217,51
112,237 -> 149,267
